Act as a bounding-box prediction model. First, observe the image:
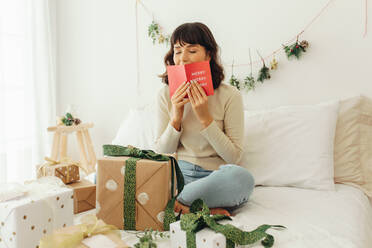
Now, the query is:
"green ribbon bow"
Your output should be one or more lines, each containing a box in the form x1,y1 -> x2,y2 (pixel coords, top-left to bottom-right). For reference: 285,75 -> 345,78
180,199 -> 286,248
103,144 -> 184,231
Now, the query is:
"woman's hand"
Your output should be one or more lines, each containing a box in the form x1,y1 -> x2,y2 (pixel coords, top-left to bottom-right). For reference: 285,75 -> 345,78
187,81 -> 213,128
170,81 -> 190,131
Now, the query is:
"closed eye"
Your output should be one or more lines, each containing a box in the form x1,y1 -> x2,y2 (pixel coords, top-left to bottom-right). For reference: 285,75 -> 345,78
174,50 -> 197,55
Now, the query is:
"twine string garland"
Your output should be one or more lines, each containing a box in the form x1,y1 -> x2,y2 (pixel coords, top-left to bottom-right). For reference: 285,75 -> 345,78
134,0 -> 368,90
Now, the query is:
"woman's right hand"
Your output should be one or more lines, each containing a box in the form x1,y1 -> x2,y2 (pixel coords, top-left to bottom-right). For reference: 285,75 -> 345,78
170,81 -> 190,131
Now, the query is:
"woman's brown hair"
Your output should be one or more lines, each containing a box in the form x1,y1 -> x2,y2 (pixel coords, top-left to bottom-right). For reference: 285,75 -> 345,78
158,22 -> 225,90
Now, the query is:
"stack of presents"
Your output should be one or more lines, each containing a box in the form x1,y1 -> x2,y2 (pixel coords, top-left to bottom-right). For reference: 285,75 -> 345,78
0,122 -> 283,248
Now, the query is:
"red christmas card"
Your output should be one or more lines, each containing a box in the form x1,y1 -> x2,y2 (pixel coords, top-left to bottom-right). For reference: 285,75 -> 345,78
167,60 -> 214,99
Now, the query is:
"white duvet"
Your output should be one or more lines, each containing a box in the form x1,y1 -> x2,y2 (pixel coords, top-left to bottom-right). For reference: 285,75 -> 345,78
121,184 -> 372,248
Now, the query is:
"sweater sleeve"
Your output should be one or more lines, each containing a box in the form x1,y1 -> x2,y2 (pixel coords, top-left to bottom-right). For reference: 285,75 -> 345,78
153,87 -> 183,154
200,89 -> 244,164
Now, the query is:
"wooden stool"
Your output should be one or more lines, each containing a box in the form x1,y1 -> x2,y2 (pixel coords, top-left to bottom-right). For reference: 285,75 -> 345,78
47,123 -> 96,174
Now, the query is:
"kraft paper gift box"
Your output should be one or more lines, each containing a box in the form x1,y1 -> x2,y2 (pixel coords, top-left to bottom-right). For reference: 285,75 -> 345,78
67,179 -> 96,214
39,215 -> 129,248
37,157 -> 80,184
0,177 -> 74,248
96,154 -> 176,231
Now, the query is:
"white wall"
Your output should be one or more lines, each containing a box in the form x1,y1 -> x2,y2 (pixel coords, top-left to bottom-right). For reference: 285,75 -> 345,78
56,0 -> 372,159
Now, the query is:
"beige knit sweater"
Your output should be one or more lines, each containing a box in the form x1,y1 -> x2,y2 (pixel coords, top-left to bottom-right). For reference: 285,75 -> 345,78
154,83 -> 244,171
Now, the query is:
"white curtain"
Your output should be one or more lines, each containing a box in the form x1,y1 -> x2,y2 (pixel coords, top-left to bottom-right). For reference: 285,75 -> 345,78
0,0 -> 56,183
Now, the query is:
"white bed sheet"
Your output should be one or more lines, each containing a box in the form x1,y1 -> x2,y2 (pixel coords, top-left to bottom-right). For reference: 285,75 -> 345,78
120,184 -> 372,248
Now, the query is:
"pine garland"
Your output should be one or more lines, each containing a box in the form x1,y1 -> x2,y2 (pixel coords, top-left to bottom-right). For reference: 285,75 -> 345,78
146,19 -> 310,91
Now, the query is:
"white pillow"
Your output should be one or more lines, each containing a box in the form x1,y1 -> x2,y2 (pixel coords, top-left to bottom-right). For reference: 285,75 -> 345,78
112,106 -> 156,150
240,100 -> 340,191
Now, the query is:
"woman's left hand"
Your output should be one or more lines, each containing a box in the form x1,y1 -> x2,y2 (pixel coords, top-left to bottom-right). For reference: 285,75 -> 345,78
187,81 -> 213,128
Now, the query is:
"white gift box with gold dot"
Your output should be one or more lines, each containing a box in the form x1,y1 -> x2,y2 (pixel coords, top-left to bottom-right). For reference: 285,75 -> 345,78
170,220 -> 247,248
0,179 -> 74,248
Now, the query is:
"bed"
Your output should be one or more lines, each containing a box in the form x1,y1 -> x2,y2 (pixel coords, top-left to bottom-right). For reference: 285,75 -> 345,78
234,184 -> 372,247
103,94 -> 372,247
75,183 -> 372,247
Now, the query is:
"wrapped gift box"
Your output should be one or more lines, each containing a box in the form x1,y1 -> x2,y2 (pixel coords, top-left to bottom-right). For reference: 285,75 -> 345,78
170,220 -> 246,248
96,155 -> 176,231
0,178 -> 74,248
37,158 -> 80,184
39,216 -> 128,248
68,179 -> 96,214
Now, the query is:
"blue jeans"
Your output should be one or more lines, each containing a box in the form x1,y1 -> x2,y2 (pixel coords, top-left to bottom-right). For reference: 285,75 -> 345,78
176,160 -> 255,210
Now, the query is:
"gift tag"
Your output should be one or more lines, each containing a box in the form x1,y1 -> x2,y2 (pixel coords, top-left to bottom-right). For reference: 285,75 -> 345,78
82,234 -> 118,248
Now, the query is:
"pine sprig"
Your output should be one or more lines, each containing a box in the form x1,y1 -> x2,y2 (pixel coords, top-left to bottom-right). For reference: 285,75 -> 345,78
60,112 -> 81,126
133,228 -> 170,248
229,74 -> 241,90
244,74 -> 256,91
61,112 -> 74,126
244,48 -> 256,91
283,41 -> 307,59
148,21 -> 160,44
257,65 -> 271,83
148,21 -> 170,46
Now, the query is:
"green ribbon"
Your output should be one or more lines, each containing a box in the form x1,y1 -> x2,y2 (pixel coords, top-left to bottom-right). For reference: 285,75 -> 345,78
103,144 -> 184,231
180,199 -> 286,248
123,157 -> 139,230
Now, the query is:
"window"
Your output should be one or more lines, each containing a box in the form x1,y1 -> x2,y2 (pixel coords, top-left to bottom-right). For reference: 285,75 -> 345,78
0,0 -> 44,183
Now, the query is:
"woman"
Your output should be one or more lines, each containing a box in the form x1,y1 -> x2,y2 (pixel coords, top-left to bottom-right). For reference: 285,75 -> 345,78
155,22 -> 254,216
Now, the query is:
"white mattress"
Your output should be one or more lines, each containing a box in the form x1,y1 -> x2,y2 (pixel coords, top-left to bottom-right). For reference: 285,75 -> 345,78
120,184 -> 372,248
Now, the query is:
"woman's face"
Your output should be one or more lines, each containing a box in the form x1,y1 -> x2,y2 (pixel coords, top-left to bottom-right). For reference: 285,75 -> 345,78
173,41 -> 211,65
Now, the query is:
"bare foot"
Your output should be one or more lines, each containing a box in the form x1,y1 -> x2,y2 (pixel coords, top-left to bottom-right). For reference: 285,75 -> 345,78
174,200 -> 231,216
174,200 -> 190,214
210,207 -> 231,216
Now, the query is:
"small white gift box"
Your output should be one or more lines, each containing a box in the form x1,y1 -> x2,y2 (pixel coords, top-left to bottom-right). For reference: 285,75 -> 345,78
0,177 -> 74,248
170,220 -> 246,248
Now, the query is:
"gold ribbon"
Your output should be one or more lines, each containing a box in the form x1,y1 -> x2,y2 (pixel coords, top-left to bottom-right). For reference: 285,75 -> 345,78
39,215 -> 120,248
38,156 -> 87,182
